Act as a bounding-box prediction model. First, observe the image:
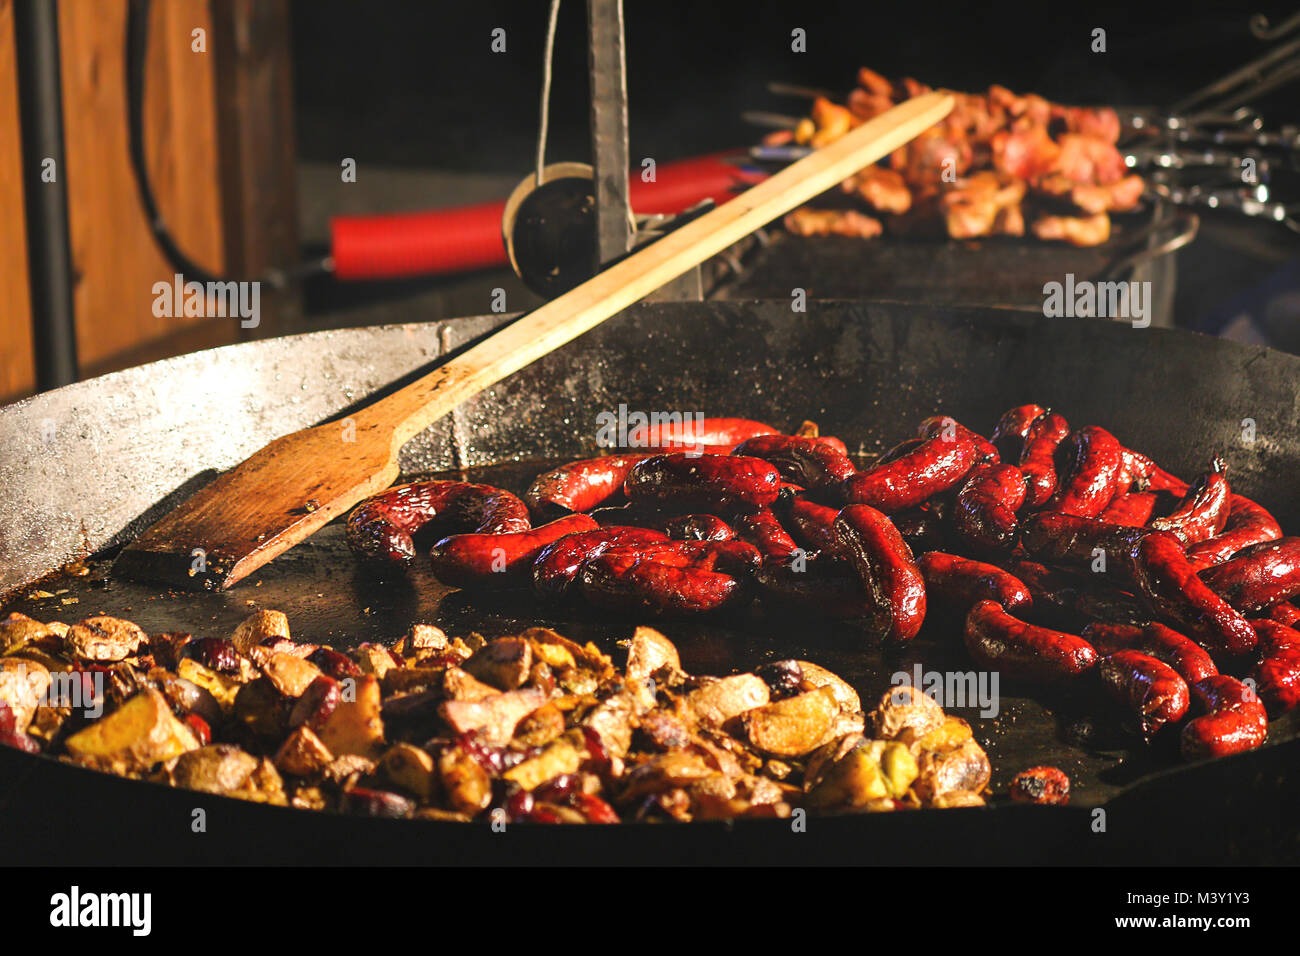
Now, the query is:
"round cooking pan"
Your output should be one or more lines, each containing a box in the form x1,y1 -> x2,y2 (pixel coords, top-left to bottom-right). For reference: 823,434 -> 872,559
1,300 -> 1297,865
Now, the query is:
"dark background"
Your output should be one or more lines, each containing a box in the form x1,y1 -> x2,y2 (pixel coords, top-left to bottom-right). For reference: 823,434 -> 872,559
292,0 -> 1300,169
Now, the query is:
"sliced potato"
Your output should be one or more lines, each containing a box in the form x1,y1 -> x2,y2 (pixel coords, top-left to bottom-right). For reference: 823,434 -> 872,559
315,675 -> 385,758
64,616 -> 147,662
685,674 -> 770,728
440,687 -> 545,747
379,742 -> 438,798
742,686 -> 839,757
258,652 -> 321,698
230,609 -> 290,656
171,744 -> 259,794
463,637 -> 532,690
65,688 -> 199,773
625,627 -> 680,682
502,735 -> 583,791
274,725 -> 334,777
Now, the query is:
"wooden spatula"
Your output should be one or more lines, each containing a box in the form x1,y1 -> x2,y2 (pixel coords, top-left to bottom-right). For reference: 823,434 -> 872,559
115,92 -> 954,591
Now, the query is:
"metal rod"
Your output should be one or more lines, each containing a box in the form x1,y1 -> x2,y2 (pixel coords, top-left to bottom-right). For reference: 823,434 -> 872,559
14,0 -> 78,391
586,0 -> 632,267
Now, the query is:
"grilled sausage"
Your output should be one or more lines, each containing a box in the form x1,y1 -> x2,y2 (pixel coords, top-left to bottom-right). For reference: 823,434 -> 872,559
1199,537 -> 1300,613
842,434 -> 981,512
1268,602 -> 1300,626
628,417 -> 778,451
1081,621 -> 1218,684
1184,494 -> 1282,570
963,601 -> 1098,682
1099,491 -> 1159,527
662,513 -> 736,542
951,462 -> 1027,553
916,415 -> 999,463
735,508 -> 802,564
782,492 -> 842,556
1020,512 -> 1147,574
531,526 -> 669,600
1116,447 -> 1158,492
1008,766 -> 1070,805
1179,675 -> 1268,761
730,434 -> 857,492
624,453 -> 782,514
1097,649 -> 1190,739
1128,531 -> 1258,656
989,404 -> 1046,462
1148,459 -> 1230,546
1250,620 -> 1300,714
1045,426 -> 1125,518
525,454 -> 650,520
1147,465 -> 1189,495
577,541 -> 756,615
1018,411 -> 1072,508
430,514 -> 598,589
919,551 -> 1032,613
347,481 -> 531,563
833,504 -> 927,643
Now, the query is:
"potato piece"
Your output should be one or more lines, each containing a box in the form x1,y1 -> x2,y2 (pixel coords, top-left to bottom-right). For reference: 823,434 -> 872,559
258,652 -> 321,698
582,691 -> 637,758
438,746 -> 492,815
230,609 -> 290,656
393,623 -> 448,657
793,661 -> 861,713
686,675 -> 770,728
315,675 -> 385,758
625,627 -> 680,682
171,744 -> 259,794
879,741 -> 919,798
274,725 -> 334,776
441,666 -> 499,701
0,614 -> 55,654
0,658 -> 50,732
380,743 -> 438,798
522,627 -> 614,678
620,751 -> 717,800
503,735 -> 583,791
177,658 -> 242,711
743,686 -> 839,757
463,637 -> 532,690
913,738 -> 992,803
513,702 -> 566,748
871,684 -> 944,740
64,616 -> 147,662
352,643 -> 398,679
440,687 -> 545,747
905,715 -> 973,754
233,678 -> 289,741
243,758 -> 288,805
930,789 -> 986,808
806,741 -> 889,809
381,667 -> 447,695
65,688 -> 199,773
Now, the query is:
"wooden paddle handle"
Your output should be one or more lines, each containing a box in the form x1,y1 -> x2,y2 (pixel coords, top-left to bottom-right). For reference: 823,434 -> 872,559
362,92 -> 954,447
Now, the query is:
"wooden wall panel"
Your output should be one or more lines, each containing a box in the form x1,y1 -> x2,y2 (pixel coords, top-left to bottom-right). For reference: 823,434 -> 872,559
57,0 -> 227,373
0,0 -> 34,398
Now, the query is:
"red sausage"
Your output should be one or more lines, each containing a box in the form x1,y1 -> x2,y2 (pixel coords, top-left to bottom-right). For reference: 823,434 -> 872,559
1128,531 -> 1258,656
1148,459 -> 1230,546
841,435 -> 981,513
627,416 -> 778,452
952,462 -> 1027,553
919,551 -> 1032,612
734,508 -> 802,564
783,492 -> 843,556
1116,447 -> 1157,492
1019,512 -> 1148,574
916,415 -> 999,463
662,514 -> 736,542
1099,491 -> 1159,527
1046,426 -> 1125,518
1098,649 -> 1190,739
1184,494 -> 1282,570
1269,602 -> 1300,626
1199,537 -> 1300,613
1250,620 -> 1300,714
1081,621 -> 1218,684
577,543 -> 754,615
347,480 -> 531,563
1180,675 -> 1268,761
1018,411 -> 1071,508
833,505 -> 927,643
730,434 -> 856,492
990,404 -> 1046,462
963,601 -> 1098,682
624,454 -> 781,514
875,437 -> 924,465
531,526 -> 668,600
1147,465 -> 1189,495
889,505 -> 947,553
755,560 -> 875,618
525,455 -> 649,520
429,514 -> 598,589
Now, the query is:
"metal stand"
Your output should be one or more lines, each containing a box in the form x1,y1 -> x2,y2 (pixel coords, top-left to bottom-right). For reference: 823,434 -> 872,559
14,0 -> 78,391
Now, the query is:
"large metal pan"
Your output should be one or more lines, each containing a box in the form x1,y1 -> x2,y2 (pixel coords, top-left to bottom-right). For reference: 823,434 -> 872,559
1,300 -> 1297,865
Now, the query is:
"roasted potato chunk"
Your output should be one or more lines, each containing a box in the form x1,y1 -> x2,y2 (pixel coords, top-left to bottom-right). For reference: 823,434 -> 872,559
65,688 -> 199,773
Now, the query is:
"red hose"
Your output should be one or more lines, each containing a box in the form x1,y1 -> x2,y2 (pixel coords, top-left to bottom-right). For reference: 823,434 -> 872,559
329,151 -> 765,281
